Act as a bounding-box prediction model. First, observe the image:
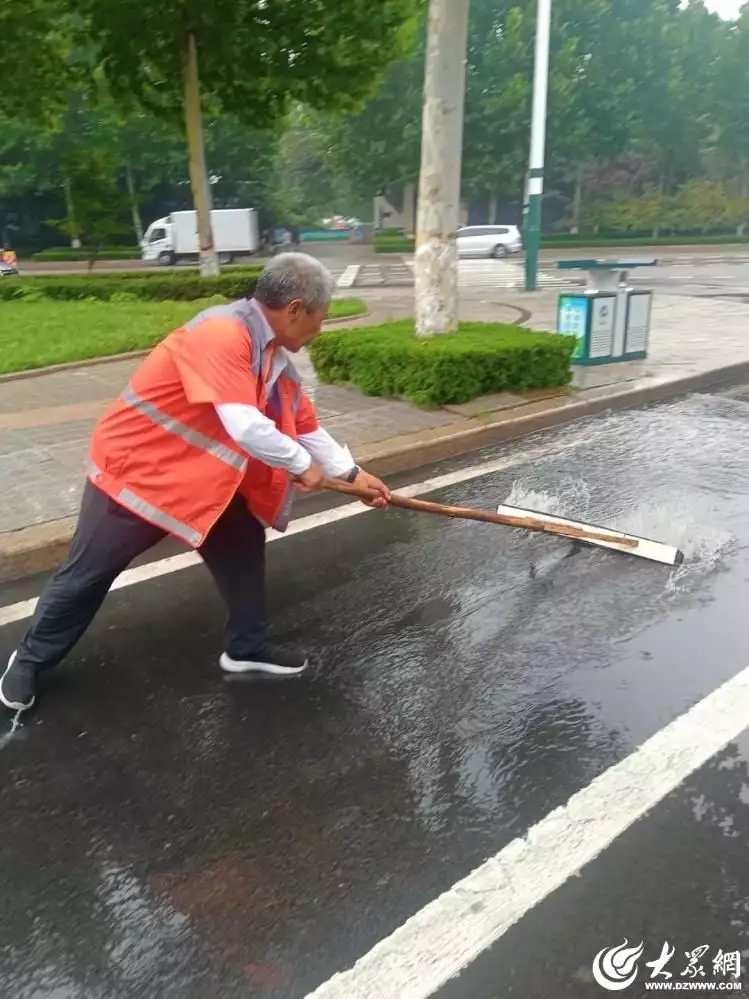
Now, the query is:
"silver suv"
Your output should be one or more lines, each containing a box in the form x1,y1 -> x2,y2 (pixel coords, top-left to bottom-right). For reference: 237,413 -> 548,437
456,225 -> 523,259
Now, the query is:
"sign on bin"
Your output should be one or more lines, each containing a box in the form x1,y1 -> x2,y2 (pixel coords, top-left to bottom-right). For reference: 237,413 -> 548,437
589,296 -> 616,359
624,291 -> 652,357
557,295 -> 588,361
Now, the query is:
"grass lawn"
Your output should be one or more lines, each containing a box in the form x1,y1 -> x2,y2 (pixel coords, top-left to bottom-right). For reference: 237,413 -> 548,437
0,296 -> 368,374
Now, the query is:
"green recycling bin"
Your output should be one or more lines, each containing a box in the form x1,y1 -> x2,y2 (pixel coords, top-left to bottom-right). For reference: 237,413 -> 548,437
556,260 -> 656,365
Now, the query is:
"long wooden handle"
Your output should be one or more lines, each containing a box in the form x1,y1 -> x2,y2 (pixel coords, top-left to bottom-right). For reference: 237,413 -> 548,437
323,477 -> 638,549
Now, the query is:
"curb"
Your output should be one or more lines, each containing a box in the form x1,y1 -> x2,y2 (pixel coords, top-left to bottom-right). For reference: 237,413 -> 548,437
3,358 -> 749,586
0,308 -> 372,385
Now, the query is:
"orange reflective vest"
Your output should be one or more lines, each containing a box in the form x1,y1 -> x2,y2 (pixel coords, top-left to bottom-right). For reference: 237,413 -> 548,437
88,298 -> 318,546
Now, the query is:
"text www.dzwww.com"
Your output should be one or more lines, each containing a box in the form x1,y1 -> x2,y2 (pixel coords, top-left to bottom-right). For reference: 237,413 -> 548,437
644,983 -> 743,991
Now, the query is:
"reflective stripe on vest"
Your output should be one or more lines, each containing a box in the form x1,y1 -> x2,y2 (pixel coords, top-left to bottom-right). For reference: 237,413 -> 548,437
122,385 -> 248,474
117,488 -> 204,547
87,458 -> 204,545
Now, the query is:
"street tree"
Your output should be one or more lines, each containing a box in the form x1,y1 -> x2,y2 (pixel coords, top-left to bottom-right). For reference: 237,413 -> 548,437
712,9 -> 749,204
69,0 -> 419,275
321,42 -> 425,212
461,3 -> 533,220
414,0 -> 471,335
47,149 -> 132,268
0,0 -> 72,120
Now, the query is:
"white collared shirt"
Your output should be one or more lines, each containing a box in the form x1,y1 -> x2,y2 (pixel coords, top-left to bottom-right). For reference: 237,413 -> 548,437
214,303 -> 354,478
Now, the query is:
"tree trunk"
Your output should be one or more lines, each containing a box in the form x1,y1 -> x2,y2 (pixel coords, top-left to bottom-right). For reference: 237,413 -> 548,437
125,162 -> 144,244
570,162 -> 584,234
183,31 -> 218,277
488,192 -> 498,224
653,172 -> 666,238
63,176 -> 82,249
414,0 -> 470,335
402,182 -> 416,235
738,161 -> 749,236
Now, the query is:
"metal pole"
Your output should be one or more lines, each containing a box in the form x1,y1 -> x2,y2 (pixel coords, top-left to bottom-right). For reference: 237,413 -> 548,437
524,0 -> 552,292
414,0 -> 471,336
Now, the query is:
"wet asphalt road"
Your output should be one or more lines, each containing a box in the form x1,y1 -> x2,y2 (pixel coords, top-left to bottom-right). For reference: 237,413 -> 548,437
2,387 -> 749,998
629,260 -> 749,300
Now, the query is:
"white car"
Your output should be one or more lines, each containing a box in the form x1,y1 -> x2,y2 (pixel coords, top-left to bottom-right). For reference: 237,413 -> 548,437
456,225 -> 523,259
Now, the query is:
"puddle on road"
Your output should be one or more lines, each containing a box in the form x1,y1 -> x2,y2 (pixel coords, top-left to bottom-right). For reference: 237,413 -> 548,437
345,389 -> 749,835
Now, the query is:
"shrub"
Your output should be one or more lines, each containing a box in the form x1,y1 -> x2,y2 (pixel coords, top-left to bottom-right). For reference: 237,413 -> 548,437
540,233 -> 749,247
309,320 -> 575,408
373,234 -> 415,253
0,269 -> 263,302
30,247 -> 141,261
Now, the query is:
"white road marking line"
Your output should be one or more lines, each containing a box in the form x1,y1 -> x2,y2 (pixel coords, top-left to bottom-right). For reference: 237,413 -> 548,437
305,663 -> 749,999
0,438 -> 578,629
336,265 -> 360,289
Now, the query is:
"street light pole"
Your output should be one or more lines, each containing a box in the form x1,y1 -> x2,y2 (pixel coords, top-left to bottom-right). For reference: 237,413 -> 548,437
414,0 -> 471,336
524,0 -> 552,292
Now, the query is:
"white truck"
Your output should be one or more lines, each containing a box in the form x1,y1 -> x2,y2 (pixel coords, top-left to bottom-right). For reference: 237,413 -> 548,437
141,208 -> 260,266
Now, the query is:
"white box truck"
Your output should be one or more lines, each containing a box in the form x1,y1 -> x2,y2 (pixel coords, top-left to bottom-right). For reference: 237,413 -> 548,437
141,208 -> 260,266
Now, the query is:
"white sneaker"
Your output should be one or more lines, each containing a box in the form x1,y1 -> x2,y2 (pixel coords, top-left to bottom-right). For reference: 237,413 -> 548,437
219,644 -> 309,677
0,650 -> 37,711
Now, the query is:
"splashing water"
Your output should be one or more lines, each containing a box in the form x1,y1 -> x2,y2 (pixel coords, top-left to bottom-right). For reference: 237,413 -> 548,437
610,496 -> 733,592
0,709 -> 24,751
504,475 -> 592,521
503,475 -> 732,594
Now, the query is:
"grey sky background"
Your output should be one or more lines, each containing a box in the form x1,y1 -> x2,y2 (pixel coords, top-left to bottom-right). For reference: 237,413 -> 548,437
704,0 -> 743,18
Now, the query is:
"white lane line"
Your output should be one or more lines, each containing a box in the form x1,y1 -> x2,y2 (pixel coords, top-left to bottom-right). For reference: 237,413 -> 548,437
0,437 -> 577,629
305,664 -> 749,999
336,265 -> 360,289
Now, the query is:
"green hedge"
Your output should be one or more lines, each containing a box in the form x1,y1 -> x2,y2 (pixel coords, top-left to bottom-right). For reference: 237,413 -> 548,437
31,247 -> 141,261
374,235 -> 415,253
541,233 -> 749,248
309,320 -> 575,408
0,268 -> 263,302
372,232 -> 749,253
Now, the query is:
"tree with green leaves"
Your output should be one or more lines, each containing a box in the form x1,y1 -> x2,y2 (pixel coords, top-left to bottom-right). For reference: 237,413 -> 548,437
321,42 -> 425,210
0,0 -> 72,120
545,0 -> 636,231
460,3 -> 532,220
69,0 -> 419,274
47,148 -> 131,268
713,8 -> 749,209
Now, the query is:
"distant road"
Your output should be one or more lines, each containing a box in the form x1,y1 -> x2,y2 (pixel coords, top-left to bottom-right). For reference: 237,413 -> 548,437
12,241 -> 749,277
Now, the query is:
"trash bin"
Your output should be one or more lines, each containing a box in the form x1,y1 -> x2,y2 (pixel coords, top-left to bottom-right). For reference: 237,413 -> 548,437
556,259 -> 657,365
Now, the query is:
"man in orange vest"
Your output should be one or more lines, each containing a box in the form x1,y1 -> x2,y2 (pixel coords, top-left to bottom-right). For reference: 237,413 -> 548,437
1,253 -> 390,712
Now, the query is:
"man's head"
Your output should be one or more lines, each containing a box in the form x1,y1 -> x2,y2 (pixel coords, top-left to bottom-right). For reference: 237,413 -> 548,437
253,252 -> 335,352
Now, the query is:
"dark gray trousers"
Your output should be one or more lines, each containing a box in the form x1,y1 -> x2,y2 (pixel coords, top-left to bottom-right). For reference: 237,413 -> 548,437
15,481 -> 268,673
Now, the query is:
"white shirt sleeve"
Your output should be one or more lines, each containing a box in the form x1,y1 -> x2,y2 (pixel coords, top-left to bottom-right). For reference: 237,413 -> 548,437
298,427 -> 355,478
215,403 -> 311,476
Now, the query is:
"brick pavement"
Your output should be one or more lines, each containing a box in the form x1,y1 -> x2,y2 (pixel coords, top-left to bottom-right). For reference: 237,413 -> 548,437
1,292 -> 749,542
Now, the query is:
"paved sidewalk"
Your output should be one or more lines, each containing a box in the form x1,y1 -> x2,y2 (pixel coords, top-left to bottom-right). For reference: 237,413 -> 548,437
1,290 -> 749,581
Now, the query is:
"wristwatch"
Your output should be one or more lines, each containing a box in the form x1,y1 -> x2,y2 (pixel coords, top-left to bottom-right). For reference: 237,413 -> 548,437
344,465 -> 361,483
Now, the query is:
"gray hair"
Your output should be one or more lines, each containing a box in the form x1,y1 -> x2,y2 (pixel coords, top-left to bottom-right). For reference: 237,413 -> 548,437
254,252 -> 335,312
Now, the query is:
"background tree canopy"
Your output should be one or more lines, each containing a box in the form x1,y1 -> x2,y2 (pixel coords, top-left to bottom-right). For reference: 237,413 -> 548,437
3,0 -> 749,253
